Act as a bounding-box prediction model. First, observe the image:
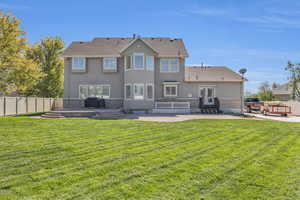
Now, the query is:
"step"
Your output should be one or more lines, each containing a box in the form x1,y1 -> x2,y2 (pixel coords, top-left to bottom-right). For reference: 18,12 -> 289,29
41,114 -> 65,118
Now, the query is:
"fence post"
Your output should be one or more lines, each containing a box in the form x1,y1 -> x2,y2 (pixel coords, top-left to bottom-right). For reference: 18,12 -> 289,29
16,97 -> 18,115
49,98 -> 52,111
3,96 -> 6,116
26,97 -> 28,114
43,97 -> 45,112
35,97 -> 37,112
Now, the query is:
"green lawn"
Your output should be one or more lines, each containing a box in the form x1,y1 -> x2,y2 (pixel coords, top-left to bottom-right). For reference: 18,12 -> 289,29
0,117 -> 300,200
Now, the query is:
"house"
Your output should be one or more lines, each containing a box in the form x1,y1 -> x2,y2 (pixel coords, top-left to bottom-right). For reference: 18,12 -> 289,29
272,82 -> 300,101
62,36 -> 245,113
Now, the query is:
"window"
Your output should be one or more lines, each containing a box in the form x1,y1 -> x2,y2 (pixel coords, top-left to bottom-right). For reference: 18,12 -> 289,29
133,53 -> 144,70
125,56 -> 132,70
164,85 -> 178,97
103,57 -> 117,71
79,85 -> 88,99
146,56 -> 154,71
160,58 -> 179,72
125,84 -> 132,99
146,84 -> 154,99
134,84 -> 144,100
79,85 -> 110,99
72,57 -> 86,70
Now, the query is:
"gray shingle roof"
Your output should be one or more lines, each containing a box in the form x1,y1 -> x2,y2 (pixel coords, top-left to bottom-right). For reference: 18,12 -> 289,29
62,37 -> 188,57
185,66 -> 245,82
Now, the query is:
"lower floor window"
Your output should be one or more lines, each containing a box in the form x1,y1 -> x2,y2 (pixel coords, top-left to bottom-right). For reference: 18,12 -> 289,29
164,85 -> 178,97
134,84 -> 144,100
146,84 -> 154,99
79,85 -> 110,99
125,84 -> 132,99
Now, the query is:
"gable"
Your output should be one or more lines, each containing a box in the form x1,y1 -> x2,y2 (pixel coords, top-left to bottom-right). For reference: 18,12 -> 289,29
120,38 -> 157,56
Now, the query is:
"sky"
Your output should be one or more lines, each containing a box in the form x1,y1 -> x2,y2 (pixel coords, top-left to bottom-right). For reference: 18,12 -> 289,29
1,0 -> 300,93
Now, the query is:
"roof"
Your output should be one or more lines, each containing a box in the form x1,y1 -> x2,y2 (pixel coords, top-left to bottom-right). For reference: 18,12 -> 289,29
185,66 -> 245,82
272,83 -> 299,95
62,37 -> 189,57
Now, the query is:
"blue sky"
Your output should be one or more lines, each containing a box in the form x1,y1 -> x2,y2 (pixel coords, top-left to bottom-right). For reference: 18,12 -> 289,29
1,0 -> 300,93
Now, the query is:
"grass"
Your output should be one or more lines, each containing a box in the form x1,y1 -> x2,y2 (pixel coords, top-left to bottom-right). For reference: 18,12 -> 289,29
0,117 -> 300,199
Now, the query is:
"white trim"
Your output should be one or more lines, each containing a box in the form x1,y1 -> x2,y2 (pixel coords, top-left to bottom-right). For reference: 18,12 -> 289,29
199,86 -> 216,105
133,53 -> 145,70
146,83 -> 154,100
162,82 -> 180,85
124,83 -> 132,100
164,84 -> 178,97
124,56 -> 131,72
78,84 -> 111,99
133,83 -> 145,100
72,57 -> 86,71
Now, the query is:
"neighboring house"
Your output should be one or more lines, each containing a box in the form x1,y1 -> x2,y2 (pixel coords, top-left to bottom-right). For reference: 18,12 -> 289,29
62,36 -> 245,113
272,83 -> 300,101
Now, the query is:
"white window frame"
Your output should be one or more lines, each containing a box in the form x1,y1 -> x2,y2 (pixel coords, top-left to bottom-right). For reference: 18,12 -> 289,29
164,84 -> 178,97
133,53 -> 144,70
125,56 -> 133,71
199,86 -> 216,105
78,84 -> 111,99
133,83 -> 145,100
103,57 -> 117,71
146,56 -> 154,71
125,83 -> 132,100
160,58 -> 179,73
72,57 -> 86,71
146,83 -> 154,100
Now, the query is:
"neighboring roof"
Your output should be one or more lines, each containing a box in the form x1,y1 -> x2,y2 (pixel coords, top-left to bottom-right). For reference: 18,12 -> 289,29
272,89 -> 291,95
272,83 -> 299,95
62,37 -> 189,57
185,66 -> 245,82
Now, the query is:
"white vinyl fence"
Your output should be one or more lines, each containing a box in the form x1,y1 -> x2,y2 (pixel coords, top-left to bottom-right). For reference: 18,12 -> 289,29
0,97 -> 64,116
282,101 -> 300,116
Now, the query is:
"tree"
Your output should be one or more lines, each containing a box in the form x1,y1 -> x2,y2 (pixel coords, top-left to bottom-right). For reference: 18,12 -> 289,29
26,37 -> 64,97
0,11 -> 42,95
272,82 -> 278,89
257,81 -> 274,101
285,61 -> 300,100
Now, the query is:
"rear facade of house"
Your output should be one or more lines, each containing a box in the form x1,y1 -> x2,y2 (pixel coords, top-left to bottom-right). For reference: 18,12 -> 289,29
62,36 -> 245,113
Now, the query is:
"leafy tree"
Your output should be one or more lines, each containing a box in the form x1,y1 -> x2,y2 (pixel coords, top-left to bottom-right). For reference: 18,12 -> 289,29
26,37 -> 64,97
272,82 -> 278,89
0,11 -> 42,95
257,82 -> 274,101
285,61 -> 300,100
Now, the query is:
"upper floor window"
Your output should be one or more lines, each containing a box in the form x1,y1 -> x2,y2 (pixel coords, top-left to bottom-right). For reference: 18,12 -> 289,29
72,57 -> 86,70
160,58 -> 179,72
103,57 -> 117,71
146,56 -> 154,71
133,53 -> 144,70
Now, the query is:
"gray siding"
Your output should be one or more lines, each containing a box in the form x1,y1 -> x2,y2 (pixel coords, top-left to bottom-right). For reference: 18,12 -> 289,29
155,58 -> 185,99
64,57 -> 124,99
122,39 -> 156,110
